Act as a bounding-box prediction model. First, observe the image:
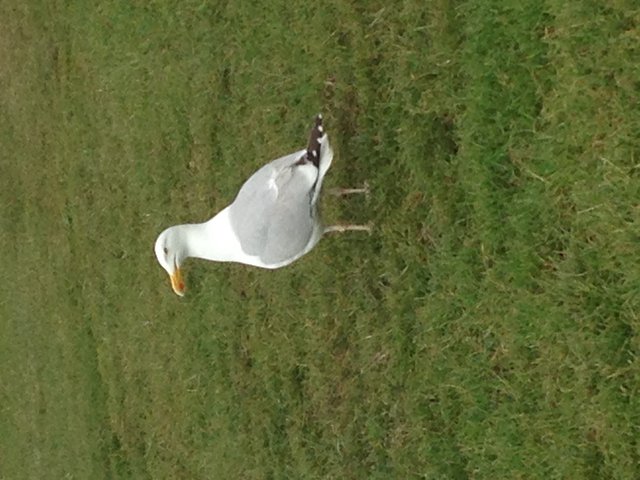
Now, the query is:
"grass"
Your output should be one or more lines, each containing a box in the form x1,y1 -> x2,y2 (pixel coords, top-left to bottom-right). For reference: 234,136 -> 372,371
1,0 -> 639,478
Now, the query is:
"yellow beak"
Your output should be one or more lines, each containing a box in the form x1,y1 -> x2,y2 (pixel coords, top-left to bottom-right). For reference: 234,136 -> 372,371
170,266 -> 185,297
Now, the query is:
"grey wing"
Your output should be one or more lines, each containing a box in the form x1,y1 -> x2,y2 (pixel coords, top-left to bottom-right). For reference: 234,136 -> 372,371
228,150 -> 317,263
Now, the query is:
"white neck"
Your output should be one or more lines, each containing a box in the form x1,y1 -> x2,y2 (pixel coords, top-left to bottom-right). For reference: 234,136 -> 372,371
178,207 -> 246,263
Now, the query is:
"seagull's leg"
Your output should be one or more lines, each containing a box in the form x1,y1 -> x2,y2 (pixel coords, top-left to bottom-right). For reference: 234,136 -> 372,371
324,223 -> 373,234
328,181 -> 370,197
324,183 -> 372,235
329,187 -> 367,196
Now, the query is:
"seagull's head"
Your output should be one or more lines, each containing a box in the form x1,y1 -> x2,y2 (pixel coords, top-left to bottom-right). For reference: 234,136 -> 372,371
154,226 -> 187,296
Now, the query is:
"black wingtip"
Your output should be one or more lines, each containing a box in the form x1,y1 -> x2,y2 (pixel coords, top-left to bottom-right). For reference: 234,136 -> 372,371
305,114 -> 325,167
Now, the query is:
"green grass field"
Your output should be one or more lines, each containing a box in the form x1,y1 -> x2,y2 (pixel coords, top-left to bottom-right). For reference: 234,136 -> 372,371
1,1 -> 639,478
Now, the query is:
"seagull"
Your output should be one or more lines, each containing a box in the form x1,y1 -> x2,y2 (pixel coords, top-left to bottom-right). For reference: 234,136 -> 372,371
154,114 -> 370,296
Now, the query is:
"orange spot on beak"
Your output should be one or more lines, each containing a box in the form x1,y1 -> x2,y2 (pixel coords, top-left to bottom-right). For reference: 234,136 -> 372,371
170,267 -> 185,297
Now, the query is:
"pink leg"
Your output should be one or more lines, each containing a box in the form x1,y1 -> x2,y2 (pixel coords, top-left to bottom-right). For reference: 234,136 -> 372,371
324,223 -> 373,234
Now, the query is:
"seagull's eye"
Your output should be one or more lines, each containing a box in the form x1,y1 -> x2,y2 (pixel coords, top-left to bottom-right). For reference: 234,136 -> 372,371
163,247 -> 169,255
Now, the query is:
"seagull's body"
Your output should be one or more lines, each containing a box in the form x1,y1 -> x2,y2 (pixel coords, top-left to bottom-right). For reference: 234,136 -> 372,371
154,115 -> 368,296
